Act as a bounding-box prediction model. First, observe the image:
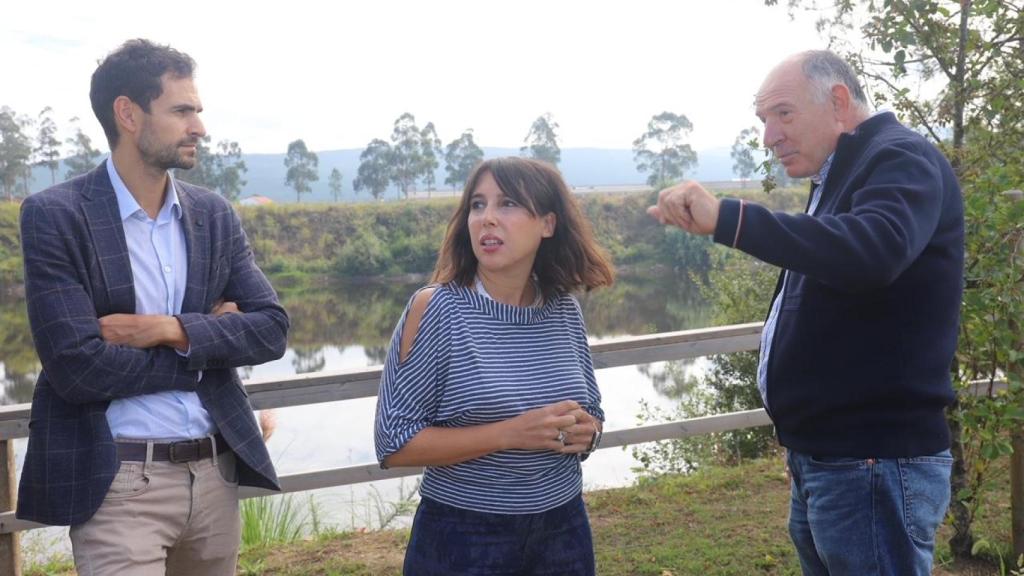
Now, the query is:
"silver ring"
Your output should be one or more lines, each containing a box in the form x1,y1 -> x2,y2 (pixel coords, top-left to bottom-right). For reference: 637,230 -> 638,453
556,430 -> 566,444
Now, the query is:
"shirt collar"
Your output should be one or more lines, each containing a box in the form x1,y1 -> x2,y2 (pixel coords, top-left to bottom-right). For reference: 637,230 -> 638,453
811,153 -> 834,186
106,158 -> 182,222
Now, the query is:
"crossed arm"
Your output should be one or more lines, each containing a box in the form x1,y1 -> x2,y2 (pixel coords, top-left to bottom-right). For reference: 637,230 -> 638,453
21,196 -> 287,405
98,300 -> 237,351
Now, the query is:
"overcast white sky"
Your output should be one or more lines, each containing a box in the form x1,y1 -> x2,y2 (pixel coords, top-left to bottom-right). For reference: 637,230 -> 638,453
2,0 -> 826,154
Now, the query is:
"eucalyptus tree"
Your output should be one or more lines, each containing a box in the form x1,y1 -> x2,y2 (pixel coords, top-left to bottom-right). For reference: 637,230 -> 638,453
389,113 -> 424,198
353,138 -> 393,201
328,168 -> 343,202
284,139 -> 319,203
180,136 -> 215,189
632,111 -> 697,189
34,106 -> 61,185
64,117 -> 103,179
520,113 -> 560,166
0,106 -> 33,200
419,122 -> 442,196
212,140 -> 248,201
730,127 -> 760,188
444,129 -> 484,190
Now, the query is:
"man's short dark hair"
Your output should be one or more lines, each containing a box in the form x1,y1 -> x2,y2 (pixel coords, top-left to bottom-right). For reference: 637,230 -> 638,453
90,39 -> 196,149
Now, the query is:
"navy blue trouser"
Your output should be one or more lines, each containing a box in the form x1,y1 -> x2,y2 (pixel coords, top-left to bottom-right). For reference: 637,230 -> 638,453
403,493 -> 595,576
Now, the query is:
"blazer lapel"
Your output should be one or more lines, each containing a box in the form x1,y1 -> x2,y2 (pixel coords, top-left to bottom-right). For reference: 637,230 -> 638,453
81,163 -> 135,315
177,179 -> 210,314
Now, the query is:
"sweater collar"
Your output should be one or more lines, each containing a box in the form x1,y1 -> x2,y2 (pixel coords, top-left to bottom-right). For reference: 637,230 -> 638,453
448,283 -> 557,325
837,111 -> 899,150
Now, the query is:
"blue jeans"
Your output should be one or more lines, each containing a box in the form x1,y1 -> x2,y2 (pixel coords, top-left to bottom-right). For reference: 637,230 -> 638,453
404,494 -> 595,576
787,448 -> 953,576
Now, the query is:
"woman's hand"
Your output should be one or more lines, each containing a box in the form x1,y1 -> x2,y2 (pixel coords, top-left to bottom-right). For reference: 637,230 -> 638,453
500,399 -> 581,451
385,400 -> 599,468
556,408 -> 602,454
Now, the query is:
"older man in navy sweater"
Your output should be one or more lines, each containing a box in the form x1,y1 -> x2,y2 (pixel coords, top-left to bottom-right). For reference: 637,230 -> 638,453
649,50 -> 963,575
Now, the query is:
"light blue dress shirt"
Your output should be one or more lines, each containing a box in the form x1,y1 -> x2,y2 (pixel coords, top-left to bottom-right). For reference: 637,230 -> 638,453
104,158 -> 215,441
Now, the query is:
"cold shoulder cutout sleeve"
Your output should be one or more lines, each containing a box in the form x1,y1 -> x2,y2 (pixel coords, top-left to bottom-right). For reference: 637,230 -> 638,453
374,286 -> 452,466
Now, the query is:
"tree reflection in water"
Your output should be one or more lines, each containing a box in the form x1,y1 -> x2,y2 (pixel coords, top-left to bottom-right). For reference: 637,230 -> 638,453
0,271 -> 709,405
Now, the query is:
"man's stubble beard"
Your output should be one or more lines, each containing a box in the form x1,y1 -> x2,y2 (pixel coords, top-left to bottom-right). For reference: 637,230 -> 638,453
138,121 -> 197,172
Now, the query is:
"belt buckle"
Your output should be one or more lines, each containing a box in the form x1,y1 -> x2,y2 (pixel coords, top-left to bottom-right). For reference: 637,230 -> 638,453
168,439 -> 201,463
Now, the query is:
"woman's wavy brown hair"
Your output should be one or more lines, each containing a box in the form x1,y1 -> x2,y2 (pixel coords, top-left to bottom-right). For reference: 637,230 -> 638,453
432,157 -> 615,299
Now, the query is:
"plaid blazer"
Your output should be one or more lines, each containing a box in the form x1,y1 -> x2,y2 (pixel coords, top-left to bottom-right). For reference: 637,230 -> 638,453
16,163 -> 288,526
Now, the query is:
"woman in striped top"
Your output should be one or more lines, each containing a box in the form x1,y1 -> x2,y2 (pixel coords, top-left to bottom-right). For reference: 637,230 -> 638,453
374,157 -> 615,575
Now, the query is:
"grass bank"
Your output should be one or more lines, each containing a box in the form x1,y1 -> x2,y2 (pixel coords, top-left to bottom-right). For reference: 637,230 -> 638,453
23,457 -> 1009,575
233,457 -> 1007,575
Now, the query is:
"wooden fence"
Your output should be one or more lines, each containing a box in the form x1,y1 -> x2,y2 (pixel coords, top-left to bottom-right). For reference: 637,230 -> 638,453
0,320 -> 764,574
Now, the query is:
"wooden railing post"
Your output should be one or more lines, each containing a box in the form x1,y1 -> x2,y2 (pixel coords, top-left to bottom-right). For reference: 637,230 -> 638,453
1003,189 -> 1024,560
0,439 -> 20,576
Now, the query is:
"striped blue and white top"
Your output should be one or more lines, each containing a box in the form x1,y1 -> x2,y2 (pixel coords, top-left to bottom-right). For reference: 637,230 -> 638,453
374,283 -> 604,514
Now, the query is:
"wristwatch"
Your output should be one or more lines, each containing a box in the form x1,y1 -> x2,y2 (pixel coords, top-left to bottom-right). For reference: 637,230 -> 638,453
585,425 -> 603,454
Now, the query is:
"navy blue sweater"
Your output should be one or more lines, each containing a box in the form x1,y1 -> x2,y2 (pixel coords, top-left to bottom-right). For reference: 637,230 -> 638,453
714,112 -> 964,458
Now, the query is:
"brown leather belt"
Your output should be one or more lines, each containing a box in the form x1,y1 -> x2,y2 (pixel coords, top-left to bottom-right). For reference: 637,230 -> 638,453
116,434 -> 229,463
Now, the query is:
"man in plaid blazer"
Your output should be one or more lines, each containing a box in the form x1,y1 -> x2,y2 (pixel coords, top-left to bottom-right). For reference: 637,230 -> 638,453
17,39 -> 288,575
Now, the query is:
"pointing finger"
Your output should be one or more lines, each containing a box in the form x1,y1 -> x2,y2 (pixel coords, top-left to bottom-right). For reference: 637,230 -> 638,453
647,205 -> 665,223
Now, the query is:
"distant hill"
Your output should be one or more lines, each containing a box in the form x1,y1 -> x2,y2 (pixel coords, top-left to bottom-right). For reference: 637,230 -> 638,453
28,146 -> 739,203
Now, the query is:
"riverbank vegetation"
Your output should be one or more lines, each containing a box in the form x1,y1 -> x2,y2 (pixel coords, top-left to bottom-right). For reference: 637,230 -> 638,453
0,186 -> 809,291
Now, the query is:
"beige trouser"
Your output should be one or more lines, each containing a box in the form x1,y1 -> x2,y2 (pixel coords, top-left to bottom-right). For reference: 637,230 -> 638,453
70,444 -> 241,576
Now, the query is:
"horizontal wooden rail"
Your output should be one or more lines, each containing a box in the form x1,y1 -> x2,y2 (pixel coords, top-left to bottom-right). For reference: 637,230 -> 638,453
0,407 -> 775,534
239,408 -> 775,499
1,380 -> 1009,535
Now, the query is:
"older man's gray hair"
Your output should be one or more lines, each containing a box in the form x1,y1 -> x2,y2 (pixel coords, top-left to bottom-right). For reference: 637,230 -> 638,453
801,50 -> 871,115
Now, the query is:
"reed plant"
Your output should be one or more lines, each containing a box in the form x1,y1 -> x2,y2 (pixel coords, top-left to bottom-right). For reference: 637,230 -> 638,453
240,494 -> 309,550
